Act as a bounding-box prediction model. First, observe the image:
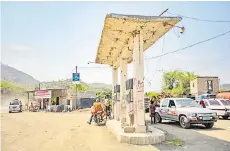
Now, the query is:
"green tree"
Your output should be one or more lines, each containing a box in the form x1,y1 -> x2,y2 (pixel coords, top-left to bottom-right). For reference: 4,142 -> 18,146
162,70 -> 197,97
72,83 -> 87,92
96,89 -> 112,100
145,91 -> 159,99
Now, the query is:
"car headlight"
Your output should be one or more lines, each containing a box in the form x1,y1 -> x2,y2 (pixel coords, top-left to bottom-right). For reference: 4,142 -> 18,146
212,112 -> 217,116
188,113 -> 197,117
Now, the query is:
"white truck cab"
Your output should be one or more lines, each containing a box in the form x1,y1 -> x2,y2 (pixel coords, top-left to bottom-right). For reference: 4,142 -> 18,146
156,98 -> 217,129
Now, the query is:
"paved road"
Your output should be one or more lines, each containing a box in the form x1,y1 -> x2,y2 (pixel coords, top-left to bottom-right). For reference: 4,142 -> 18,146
150,120 -> 230,151
1,111 -> 159,151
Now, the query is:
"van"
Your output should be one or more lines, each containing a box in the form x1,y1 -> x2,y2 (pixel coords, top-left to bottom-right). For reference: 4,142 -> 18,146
9,99 -> 22,113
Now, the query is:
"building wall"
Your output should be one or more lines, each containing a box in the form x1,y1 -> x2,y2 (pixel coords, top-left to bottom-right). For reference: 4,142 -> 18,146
190,78 -> 198,96
51,90 -> 67,105
190,77 -> 219,96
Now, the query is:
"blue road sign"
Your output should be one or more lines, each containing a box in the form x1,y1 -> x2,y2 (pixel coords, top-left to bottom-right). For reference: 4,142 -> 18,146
72,73 -> 80,82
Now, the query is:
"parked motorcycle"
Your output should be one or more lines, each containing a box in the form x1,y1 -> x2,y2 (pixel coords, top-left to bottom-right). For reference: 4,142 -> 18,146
93,111 -> 104,125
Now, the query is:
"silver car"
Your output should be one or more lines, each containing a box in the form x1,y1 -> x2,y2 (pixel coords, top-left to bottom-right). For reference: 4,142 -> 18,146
202,99 -> 230,119
156,98 -> 218,129
9,99 -> 22,113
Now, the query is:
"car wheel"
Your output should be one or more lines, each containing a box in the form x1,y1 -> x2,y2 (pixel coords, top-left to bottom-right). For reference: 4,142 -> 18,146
222,116 -> 229,120
179,115 -> 191,129
9,111 -> 11,113
203,123 -> 214,128
155,113 -> 162,123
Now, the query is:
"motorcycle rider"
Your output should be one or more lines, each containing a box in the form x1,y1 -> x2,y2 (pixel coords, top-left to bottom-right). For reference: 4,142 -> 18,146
87,99 -> 104,124
104,98 -> 111,119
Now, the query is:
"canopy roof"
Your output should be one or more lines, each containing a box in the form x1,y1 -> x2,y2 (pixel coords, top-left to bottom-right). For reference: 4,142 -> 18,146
95,13 -> 182,68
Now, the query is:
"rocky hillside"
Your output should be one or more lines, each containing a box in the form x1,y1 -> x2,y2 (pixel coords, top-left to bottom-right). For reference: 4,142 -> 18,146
1,63 -> 39,86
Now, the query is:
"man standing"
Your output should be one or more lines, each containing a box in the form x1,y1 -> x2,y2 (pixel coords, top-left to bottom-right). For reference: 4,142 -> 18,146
200,100 -> 206,108
149,100 -> 156,124
19,101 -> 22,112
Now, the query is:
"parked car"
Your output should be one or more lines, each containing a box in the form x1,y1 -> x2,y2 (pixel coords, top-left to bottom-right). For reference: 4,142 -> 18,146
155,98 -> 218,129
9,99 -> 22,113
200,99 -> 230,120
197,93 -> 216,99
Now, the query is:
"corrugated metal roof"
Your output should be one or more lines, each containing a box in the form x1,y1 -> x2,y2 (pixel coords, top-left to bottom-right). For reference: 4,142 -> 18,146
95,13 -> 182,68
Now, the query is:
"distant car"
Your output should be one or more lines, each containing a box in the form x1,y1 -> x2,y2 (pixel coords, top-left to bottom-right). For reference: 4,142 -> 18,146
197,93 -> 216,100
156,98 -> 218,129
201,99 -> 230,120
9,99 -> 22,113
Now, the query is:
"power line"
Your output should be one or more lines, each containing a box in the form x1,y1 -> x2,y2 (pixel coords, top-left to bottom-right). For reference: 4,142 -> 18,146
145,30 -> 230,60
78,66 -> 110,69
167,12 -> 230,23
144,35 -> 166,86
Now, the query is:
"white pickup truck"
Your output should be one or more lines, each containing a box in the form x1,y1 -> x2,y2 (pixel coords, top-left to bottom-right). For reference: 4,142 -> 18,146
155,98 -> 218,129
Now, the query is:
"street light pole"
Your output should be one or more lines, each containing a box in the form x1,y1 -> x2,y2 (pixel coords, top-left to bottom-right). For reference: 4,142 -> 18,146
76,66 -> 78,110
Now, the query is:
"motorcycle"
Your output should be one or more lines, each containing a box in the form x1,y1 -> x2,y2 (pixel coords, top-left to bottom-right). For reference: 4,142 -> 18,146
106,109 -> 112,120
93,111 -> 104,125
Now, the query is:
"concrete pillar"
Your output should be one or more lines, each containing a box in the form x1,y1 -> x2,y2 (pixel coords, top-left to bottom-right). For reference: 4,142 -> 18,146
41,99 -> 44,109
112,67 -> 119,120
120,58 -> 128,128
133,30 -> 146,133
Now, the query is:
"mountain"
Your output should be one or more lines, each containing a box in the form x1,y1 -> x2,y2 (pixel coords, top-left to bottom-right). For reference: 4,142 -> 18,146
1,63 -> 39,86
1,63 -> 111,92
221,84 -> 230,90
40,79 -> 112,92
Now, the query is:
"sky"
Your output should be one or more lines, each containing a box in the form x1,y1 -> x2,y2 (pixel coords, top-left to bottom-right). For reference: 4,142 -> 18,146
1,1 -> 230,92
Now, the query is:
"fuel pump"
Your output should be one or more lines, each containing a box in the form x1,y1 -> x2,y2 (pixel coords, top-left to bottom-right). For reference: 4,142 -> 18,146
113,85 -> 120,120
114,85 -> 120,101
126,78 -> 134,126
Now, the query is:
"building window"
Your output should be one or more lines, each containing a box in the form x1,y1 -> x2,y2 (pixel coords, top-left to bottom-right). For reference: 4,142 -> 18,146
67,100 -> 70,105
207,80 -> 213,92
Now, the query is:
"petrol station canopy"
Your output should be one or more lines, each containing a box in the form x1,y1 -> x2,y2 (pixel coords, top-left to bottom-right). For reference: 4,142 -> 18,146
95,13 -> 182,68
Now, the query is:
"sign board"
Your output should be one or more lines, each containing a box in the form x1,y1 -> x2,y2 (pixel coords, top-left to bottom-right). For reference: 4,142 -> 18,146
72,73 -> 80,82
35,90 -> 52,99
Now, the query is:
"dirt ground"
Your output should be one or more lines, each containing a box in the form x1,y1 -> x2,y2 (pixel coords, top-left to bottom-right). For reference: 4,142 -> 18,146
1,111 -> 159,151
194,119 -> 230,142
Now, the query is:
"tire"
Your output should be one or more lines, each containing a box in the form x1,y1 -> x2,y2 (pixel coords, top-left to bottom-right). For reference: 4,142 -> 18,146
9,111 -> 11,113
203,123 -> 214,129
179,115 -> 191,129
155,113 -> 162,123
222,116 -> 229,120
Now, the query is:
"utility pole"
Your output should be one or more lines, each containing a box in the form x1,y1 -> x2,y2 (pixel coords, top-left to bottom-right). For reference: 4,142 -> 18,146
75,66 -> 78,110
159,8 -> 169,16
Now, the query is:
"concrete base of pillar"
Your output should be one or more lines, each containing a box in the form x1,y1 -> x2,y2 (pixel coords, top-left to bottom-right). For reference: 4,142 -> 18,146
124,126 -> 135,133
134,125 -> 147,133
106,120 -> 165,145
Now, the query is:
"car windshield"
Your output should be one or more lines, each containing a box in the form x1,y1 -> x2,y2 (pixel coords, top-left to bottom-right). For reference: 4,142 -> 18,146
220,100 -> 230,106
208,100 -> 221,106
11,100 -> 20,105
204,100 -> 209,106
176,99 -> 197,107
207,95 -> 216,99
